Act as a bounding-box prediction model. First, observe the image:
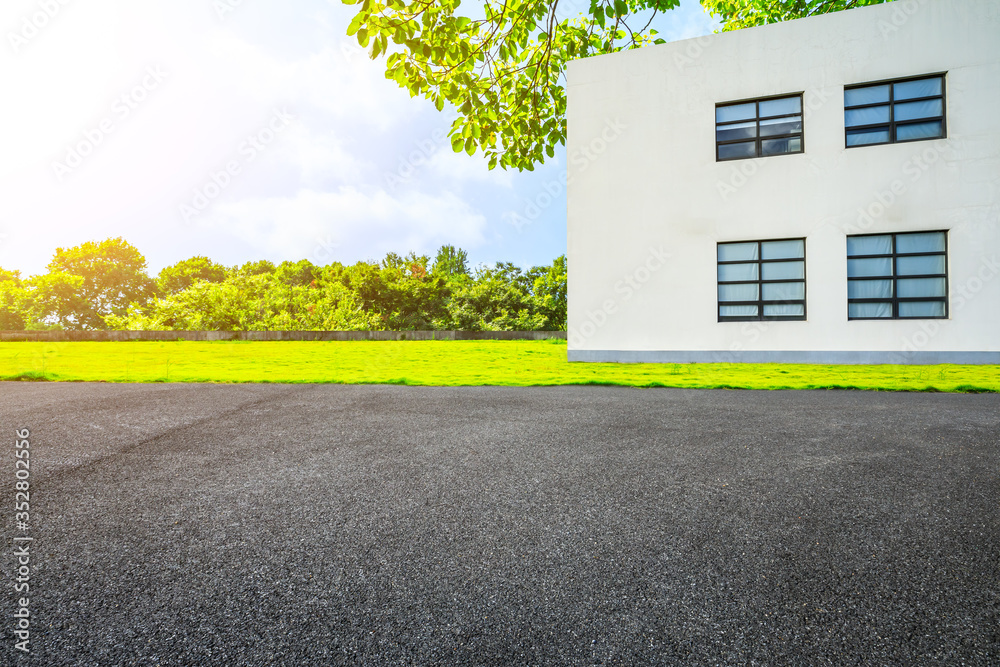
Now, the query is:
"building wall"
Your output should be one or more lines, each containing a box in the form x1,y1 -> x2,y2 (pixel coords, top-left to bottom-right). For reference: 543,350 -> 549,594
566,0 -> 1000,363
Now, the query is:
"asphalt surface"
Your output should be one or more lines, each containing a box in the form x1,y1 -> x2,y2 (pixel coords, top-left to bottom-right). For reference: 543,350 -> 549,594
1,383 -> 998,665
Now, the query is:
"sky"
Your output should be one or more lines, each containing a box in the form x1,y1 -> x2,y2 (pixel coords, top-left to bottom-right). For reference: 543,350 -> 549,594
0,0 -> 718,277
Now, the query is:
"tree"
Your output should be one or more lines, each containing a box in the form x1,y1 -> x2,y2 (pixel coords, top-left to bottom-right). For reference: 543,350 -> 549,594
344,0 -> 889,170
157,256 -> 228,295
109,270 -> 382,331
43,238 -> 156,329
236,259 -> 276,277
701,0 -> 887,31
527,255 -> 567,329
432,245 -> 469,277
23,272 -> 87,330
444,261 -> 542,330
0,270 -> 27,331
275,259 -> 320,287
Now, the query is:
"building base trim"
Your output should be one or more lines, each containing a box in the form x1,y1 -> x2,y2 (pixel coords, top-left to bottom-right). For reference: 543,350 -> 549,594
568,349 -> 1000,365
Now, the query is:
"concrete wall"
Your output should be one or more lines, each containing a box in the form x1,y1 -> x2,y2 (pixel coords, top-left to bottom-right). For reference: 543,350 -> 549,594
566,0 -> 1000,363
0,331 -> 567,342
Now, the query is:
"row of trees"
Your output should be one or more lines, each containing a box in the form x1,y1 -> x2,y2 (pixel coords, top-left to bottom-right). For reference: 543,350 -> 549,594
0,239 -> 566,331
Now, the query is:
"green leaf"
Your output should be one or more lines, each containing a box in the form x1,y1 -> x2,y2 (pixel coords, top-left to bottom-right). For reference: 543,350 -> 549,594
464,136 -> 476,155
346,15 -> 364,36
593,6 -> 606,29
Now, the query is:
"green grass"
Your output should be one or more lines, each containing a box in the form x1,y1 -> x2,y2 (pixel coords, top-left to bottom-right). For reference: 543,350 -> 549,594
0,341 -> 996,392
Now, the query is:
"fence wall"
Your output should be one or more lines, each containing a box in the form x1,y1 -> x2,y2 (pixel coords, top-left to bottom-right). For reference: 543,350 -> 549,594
0,330 -> 567,342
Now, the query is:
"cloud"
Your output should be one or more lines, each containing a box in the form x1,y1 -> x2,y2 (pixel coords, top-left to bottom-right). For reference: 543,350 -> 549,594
201,32 -> 420,132
194,186 -> 488,264
427,148 -> 515,188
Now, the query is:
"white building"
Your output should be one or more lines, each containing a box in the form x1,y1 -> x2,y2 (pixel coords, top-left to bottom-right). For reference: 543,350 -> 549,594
566,0 -> 1000,364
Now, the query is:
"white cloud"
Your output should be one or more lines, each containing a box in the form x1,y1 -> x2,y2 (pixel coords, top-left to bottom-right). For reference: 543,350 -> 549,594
194,186 -> 488,264
201,32 -> 420,132
427,148 -> 515,188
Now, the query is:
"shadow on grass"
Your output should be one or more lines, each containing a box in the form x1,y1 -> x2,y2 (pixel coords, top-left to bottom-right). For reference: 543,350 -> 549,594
0,372 -> 56,382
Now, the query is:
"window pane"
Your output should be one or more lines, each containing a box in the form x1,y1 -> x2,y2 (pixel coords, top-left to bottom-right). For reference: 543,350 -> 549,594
716,102 -> 756,123
761,137 -> 801,155
759,96 -> 801,117
719,283 -> 759,302
763,261 -> 805,281
845,106 -> 889,127
896,120 -> 943,141
899,301 -> 945,317
846,129 -> 890,146
720,305 -> 759,318
845,84 -> 890,106
894,99 -> 943,122
897,255 -> 945,275
763,304 -> 804,317
762,282 -> 805,301
759,116 -> 802,136
896,231 -> 945,254
898,277 -> 947,298
848,279 -> 893,299
717,121 -> 757,142
893,76 -> 942,101
718,242 -> 759,261
848,257 -> 892,277
718,141 -> 757,160
761,239 -> 804,260
849,302 -> 892,318
847,235 -> 892,256
718,263 -> 759,282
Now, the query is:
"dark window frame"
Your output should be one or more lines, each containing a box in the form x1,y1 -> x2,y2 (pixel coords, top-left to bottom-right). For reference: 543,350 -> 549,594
846,230 -> 949,320
844,73 -> 947,148
715,92 -> 805,162
717,237 -> 807,323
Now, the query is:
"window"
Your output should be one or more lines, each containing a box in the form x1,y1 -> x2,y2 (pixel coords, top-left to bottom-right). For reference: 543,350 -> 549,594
716,94 -> 803,161
718,239 -> 806,321
847,231 -> 948,319
845,74 -> 945,147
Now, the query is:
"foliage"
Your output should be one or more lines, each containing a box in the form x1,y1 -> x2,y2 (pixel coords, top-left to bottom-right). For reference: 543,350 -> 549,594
701,0 -> 888,31
23,272 -> 87,330
12,239 -> 569,332
108,272 -> 382,331
40,238 -> 156,329
344,0 -> 889,170
445,261 -> 543,330
0,270 -> 27,331
432,245 -> 469,277
157,256 -> 228,295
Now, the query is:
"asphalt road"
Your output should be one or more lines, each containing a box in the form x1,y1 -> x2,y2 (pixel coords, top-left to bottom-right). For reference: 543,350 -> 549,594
2,384 -> 998,665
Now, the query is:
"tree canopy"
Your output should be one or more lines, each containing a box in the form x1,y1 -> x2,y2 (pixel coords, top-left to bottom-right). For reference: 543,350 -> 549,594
42,238 -> 156,329
344,0 -> 888,170
1,240 -> 566,333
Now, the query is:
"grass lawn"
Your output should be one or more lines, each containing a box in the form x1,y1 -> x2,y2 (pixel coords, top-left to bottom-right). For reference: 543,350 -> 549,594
0,340 -> 997,392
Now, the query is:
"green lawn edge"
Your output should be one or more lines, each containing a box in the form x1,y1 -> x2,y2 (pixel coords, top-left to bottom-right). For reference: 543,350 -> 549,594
1,341 -> 997,393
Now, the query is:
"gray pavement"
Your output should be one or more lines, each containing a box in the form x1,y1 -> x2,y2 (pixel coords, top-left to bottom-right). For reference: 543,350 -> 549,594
2,383 -> 998,665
